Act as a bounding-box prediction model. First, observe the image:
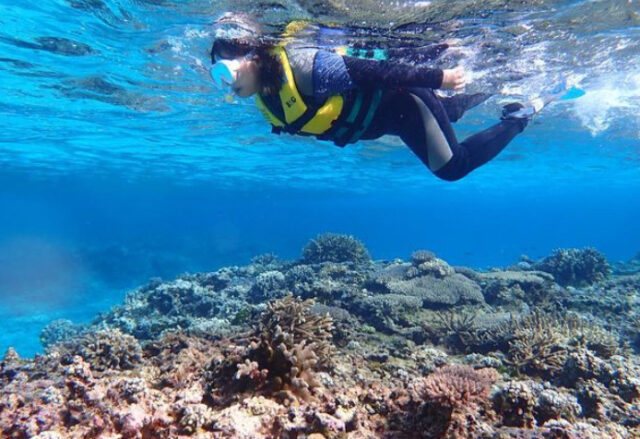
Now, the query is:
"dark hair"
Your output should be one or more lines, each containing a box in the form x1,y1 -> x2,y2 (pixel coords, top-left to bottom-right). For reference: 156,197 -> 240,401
211,38 -> 283,97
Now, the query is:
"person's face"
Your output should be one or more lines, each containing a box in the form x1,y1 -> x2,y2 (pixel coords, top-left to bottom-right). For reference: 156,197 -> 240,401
231,57 -> 260,98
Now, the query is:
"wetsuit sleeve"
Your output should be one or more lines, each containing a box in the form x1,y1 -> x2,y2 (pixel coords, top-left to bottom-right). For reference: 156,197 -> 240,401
342,55 -> 444,90
385,43 -> 449,64
311,49 -> 444,100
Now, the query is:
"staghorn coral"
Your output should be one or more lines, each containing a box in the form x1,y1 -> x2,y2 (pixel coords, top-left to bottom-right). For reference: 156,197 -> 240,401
434,310 -> 480,351
563,313 -> 620,358
502,313 -> 568,378
301,233 -> 371,264
535,247 -> 611,287
451,311 -> 620,378
258,294 -> 333,363
416,364 -> 498,409
48,328 -> 143,372
208,294 -> 334,403
389,365 -> 498,439
502,312 -> 620,377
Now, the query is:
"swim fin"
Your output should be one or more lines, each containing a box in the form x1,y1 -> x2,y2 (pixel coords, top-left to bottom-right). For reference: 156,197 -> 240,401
501,79 -> 585,120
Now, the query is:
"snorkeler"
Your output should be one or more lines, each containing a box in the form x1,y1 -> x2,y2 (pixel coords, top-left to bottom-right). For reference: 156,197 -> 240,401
209,13 -> 544,181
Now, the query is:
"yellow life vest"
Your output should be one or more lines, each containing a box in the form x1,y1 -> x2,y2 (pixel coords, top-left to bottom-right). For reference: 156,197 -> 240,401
255,47 -> 344,136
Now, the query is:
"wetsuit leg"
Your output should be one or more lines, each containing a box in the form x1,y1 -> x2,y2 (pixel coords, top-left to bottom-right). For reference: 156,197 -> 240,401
401,88 -> 528,181
437,93 -> 491,122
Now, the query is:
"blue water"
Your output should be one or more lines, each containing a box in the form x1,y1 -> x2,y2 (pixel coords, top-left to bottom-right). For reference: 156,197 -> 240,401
1,0 -> 639,356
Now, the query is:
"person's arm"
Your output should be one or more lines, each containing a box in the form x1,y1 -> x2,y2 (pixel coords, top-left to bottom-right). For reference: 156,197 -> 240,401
311,49 -> 465,100
342,55 -> 444,89
384,43 -> 450,64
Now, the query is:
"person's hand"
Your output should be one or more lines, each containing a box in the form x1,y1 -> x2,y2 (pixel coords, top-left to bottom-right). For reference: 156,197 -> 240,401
441,67 -> 466,91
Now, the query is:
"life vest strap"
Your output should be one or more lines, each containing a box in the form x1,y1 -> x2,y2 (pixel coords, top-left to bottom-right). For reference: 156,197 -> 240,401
332,89 -> 382,147
349,88 -> 383,144
281,104 -> 320,134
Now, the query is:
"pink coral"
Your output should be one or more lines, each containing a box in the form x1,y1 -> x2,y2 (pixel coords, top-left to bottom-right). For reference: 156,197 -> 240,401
414,364 -> 498,409
388,365 -> 499,439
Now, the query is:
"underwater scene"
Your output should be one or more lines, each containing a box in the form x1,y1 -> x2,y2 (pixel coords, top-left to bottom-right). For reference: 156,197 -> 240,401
1,0 -> 640,437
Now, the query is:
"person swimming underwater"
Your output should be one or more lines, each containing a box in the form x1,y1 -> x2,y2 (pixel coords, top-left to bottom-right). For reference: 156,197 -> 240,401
209,13 -> 543,181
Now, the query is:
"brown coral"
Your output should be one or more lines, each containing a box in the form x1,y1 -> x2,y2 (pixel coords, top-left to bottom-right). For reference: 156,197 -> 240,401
48,328 -> 143,372
207,295 -> 334,403
258,294 -> 334,363
452,311 -> 619,379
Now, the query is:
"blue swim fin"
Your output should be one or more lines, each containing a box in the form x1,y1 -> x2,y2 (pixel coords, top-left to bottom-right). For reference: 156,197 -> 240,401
560,86 -> 586,100
501,79 -> 586,120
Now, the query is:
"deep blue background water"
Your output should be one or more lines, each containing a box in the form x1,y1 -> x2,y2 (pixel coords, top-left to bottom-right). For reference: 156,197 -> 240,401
2,169 -> 639,356
1,0 -> 639,356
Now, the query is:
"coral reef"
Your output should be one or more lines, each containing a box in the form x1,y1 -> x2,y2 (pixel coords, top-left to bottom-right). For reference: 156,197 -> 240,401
93,270 -> 249,340
207,295 -> 334,403
534,247 -> 611,287
476,270 -> 558,307
366,260 -> 484,308
387,365 -> 498,439
248,269 -> 287,302
301,233 -> 371,264
2,242 -> 639,438
48,328 -> 143,372
39,319 -> 86,349
353,293 -> 422,332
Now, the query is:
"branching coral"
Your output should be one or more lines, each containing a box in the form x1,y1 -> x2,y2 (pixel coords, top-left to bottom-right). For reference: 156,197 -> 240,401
502,313 -> 620,377
48,328 -> 143,372
502,313 -> 568,378
434,310 -> 479,351
258,294 -> 333,362
535,247 -> 611,287
415,365 -> 498,409
301,233 -> 371,264
442,311 -> 619,379
208,294 -> 334,403
389,365 -> 498,439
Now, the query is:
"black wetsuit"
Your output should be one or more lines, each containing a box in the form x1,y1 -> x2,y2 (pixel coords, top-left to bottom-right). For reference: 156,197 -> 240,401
273,46 -> 529,181
360,88 -> 527,181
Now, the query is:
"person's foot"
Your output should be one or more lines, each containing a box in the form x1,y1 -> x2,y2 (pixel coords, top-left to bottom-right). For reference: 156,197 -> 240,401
439,93 -> 491,122
500,98 -> 545,120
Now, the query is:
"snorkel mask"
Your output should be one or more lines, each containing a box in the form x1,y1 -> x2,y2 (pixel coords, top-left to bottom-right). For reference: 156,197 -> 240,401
210,58 -> 242,90
210,13 -> 260,98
